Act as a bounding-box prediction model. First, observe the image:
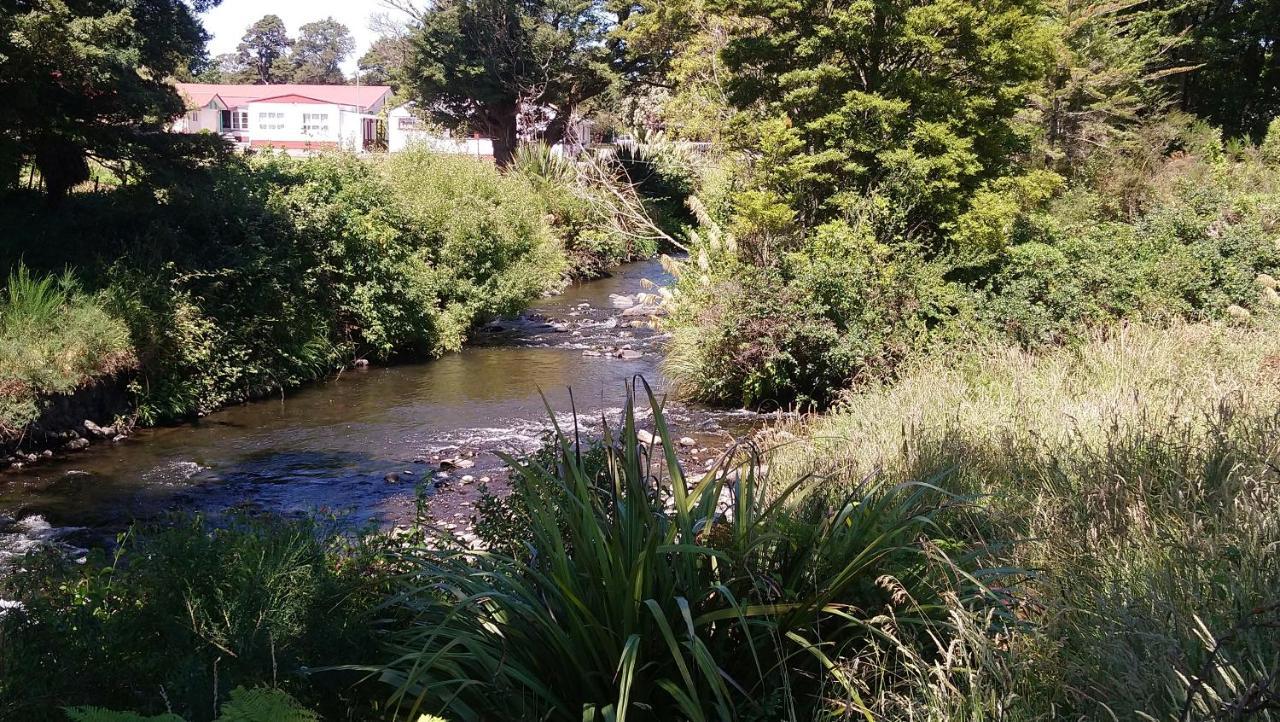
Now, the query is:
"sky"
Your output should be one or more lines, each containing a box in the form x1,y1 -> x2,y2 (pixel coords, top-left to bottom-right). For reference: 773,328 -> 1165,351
201,0 -> 402,75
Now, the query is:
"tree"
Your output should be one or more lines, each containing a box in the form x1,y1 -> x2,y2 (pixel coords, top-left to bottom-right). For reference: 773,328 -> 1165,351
1171,0 -> 1280,139
358,35 -> 412,89
289,18 -> 354,85
405,0 -> 616,166
713,0 -> 1054,239
0,0 -> 228,200
236,14 -> 292,84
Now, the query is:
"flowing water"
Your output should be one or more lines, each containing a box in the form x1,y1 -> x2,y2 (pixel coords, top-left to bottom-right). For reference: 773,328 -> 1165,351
0,259 -> 755,562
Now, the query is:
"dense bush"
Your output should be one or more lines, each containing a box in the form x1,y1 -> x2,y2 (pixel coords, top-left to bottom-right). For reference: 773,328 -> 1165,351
0,150 -> 570,426
0,514 -> 390,722
665,212 -> 963,409
512,143 -> 664,278
665,119 -> 1280,408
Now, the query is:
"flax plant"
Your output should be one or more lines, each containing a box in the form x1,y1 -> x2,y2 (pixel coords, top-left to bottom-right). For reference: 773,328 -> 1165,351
377,382 -> 996,722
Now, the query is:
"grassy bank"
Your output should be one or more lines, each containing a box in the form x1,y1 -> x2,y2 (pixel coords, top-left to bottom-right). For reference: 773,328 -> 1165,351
0,147 -> 660,444
0,265 -> 134,436
769,320 -> 1280,718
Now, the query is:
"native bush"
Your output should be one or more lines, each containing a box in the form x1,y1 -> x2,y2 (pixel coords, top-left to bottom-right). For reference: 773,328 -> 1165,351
0,514 -> 389,722
666,214 -> 961,409
0,150 -> 569,425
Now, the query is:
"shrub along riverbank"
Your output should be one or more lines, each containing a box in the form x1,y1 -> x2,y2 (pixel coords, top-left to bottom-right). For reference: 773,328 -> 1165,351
2,318 -> 1276,720
0,147 -> 659,457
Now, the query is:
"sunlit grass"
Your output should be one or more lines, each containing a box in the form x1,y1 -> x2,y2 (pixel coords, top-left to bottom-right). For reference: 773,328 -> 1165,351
0,263 -> 134,431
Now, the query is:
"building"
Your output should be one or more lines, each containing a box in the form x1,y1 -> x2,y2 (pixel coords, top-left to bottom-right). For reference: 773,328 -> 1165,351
174,83 -> 393,154
386,102 -> 596,159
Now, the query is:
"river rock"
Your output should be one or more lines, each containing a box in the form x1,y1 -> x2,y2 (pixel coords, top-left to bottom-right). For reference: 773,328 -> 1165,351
678,437 -> 697,448
636,429 -> 656,445
582,349 -> 602,357
622,303 -> 665,317
617,349 -> 643,360
609,293 -> 635,308
384,472 -> 402,483
65,438 -> 90,452
83,419 -> 115,439
353,358 -> 370,369
461,475 -> 475,484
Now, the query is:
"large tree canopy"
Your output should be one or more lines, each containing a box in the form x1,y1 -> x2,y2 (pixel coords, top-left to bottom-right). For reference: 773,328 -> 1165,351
289,17 -> 354,85
713,0 -> 1054,236
0,0 -> 228,200
236,14 -> 292,84
405,0 -> 616,166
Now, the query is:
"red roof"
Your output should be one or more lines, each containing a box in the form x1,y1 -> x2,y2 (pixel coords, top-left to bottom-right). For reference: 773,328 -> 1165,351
175,83 -> 393,111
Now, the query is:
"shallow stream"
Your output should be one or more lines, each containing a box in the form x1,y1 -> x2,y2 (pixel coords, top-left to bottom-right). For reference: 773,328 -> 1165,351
0,259 -> 756,560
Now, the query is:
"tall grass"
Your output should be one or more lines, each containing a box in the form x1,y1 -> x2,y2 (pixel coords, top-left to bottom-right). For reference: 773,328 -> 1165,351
0,263 -> 133,432
377,383 -> 1000,721
770,321 -> 1280,719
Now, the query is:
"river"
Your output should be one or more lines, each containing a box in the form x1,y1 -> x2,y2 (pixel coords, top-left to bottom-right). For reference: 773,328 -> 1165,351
0,258 -> 756,561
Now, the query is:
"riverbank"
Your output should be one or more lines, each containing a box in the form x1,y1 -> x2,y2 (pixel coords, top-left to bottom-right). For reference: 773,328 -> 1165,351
0,148 -> 664,468
4,316 -> 1275,720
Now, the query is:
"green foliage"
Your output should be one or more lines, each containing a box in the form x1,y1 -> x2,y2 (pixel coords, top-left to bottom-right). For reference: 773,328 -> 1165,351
64,709 -> 185,722
511,143 -> 662,277
0,514 -> 388,722
379,384 -> 990,721
716,0 -> 1054,236
0,0 -> 227,199
0,263 -> 133,431
0,150 -> 568,426
64,686 -> 318,722
288,18 -> 354,85
981,147 -> 1280,345
666,203 -> 963,408
212,686 -> 317,722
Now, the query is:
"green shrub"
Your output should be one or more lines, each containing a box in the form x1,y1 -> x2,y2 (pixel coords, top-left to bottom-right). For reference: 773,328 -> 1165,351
982,152 -> 1280,346
0,150 -> 569,425
377,383 -> 994,721
65,686 -> 318,722
0,263 -> 133,430
0,514 -> 389,722
512,143 -> 662,277
666,218 -> 960,408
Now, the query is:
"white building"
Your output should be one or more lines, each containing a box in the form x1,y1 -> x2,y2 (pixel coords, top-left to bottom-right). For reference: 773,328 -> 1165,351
174,83 -> 393,154
387,103 -> 495,158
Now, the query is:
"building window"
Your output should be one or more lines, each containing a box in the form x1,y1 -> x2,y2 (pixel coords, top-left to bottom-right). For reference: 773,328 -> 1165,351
257,111 -> 285,131
302,113 -> 330,134
220,110 -> 248,131
188,111 -> 199,123
397,116 -> 421,130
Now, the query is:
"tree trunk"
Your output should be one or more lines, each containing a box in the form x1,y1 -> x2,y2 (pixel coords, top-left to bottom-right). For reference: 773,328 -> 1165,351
488,107 -> 519,168
540,109 -> 571,149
